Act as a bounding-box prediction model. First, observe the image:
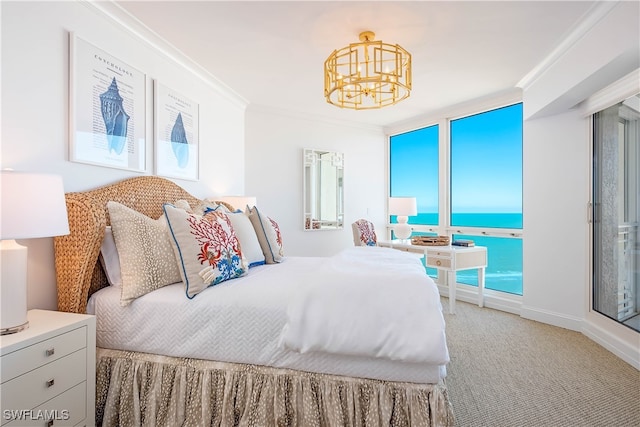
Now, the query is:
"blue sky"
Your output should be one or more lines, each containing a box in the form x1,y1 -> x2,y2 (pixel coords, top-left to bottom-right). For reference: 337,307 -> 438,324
390,103 -> 523,214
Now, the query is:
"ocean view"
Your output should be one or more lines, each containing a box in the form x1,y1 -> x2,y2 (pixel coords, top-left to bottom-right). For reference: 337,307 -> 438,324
395,212 -> 523,295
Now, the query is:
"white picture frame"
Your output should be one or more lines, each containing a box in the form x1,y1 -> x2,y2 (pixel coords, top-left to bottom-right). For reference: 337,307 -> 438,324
154,81 -> 199,181
69,33 -> 146,172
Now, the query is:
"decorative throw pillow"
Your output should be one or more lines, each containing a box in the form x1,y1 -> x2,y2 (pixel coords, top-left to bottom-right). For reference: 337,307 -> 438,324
163,204 -> 248,298
192,199 -> 228,215
98,226 -> 122,287
225,210 -> 265,267
107,201 -> 182,306
247,206 -> 284,264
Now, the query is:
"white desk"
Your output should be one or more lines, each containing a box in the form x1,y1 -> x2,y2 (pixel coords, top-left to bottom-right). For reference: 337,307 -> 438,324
378,240 -> 487,314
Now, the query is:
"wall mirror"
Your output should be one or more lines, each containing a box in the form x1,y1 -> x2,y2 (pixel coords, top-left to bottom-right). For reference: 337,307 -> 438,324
303,148 -> 344,230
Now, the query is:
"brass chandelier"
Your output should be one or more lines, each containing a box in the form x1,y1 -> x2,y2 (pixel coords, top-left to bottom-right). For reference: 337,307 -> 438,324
324,31 -> 412,110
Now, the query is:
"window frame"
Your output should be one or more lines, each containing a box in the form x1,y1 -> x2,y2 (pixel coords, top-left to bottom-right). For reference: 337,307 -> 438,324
386,97 -> 524,298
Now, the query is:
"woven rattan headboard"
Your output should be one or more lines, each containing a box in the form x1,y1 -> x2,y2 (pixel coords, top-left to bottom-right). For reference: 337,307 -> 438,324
53,176 -> 200,314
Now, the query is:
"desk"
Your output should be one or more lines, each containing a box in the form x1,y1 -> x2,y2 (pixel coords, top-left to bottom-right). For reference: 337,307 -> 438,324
378,240 -> 487,314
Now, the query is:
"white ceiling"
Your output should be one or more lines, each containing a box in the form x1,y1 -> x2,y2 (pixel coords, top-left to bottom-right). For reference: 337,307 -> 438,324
116,1 -> 598,127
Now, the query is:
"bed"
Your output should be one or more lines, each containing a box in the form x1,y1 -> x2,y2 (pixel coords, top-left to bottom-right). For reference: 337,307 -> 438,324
53,176 -> 455,427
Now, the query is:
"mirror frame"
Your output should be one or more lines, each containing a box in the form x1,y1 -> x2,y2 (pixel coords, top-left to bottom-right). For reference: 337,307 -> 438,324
303,148 -> 344,230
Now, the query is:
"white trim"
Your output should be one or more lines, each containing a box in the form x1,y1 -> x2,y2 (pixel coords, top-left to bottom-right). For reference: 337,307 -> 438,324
578,69 -> 640,117
81,0 -> 249,110
384,89 -> 521,136
520,305 -> 583,332
516,1 -> 619,90
582,315 -> 640,370
437,284 -> 522,316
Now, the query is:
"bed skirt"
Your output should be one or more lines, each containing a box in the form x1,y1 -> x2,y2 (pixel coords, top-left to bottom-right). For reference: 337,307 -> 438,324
96,348 -> 455,427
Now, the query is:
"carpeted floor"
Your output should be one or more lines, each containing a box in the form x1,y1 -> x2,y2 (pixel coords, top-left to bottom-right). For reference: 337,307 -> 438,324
442,298 -> 640,427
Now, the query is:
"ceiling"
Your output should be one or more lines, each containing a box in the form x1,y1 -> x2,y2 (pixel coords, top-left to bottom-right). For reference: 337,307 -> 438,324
116,1 -> 598,128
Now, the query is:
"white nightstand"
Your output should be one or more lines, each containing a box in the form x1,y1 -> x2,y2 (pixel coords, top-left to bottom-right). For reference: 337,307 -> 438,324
0,310 -> 96,427
378,240 -> 488,314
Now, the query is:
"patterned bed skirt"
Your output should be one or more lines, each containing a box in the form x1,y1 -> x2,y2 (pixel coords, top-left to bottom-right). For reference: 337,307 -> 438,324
96,348 -> 455,427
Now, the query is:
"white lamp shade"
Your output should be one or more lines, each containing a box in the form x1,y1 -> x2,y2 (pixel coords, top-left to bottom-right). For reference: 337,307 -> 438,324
1,171 -> 70,239
215,196 -> 257,211
389,197 -> 418,216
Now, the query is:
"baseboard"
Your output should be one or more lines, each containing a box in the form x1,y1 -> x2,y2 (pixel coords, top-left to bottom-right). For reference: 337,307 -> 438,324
443,285 -> 639,369
582,319 -> 640,370
438,284 -> 521,315
520,305 -> 583,331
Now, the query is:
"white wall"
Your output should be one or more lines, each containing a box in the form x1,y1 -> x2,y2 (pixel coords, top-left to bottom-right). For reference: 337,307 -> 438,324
245,106 -> 386,257
521,110 -> 589,329
1,1 -> 246,310
521,1 -> 639,367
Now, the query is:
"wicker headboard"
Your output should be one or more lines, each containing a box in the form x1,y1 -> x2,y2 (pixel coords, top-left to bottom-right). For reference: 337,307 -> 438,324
53,176 -> 201,314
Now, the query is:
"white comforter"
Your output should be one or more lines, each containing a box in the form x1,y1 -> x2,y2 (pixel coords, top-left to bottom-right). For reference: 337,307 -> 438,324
280,247 -> 450,364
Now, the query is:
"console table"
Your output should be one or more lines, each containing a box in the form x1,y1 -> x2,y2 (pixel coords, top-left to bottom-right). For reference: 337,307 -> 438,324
378,240 -> 487,314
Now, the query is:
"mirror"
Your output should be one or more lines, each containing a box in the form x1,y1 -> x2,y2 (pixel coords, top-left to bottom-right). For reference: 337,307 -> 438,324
303,148 -> 344,230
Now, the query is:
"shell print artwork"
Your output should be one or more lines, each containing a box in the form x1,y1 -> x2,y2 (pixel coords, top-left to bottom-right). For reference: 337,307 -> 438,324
171,112 -> 189,168
99,77 -> 130,155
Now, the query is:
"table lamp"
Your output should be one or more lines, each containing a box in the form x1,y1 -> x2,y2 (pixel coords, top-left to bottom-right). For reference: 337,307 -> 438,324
215,196 -> 257,212
389,197 -> 417,240
1,171 -> 69,335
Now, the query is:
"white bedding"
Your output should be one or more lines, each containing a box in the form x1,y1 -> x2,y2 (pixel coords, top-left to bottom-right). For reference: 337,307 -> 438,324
87,254 -> 448,383
281,247 -> 449,364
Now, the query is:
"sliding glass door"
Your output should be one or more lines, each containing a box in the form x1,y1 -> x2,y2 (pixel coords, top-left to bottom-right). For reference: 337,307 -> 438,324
593,95 -> 640,332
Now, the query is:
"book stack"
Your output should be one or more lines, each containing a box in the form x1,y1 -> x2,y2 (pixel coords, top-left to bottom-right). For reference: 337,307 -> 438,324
452,239 -> 475,247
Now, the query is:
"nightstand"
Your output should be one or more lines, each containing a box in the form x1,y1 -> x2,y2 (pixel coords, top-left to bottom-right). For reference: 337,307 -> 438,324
0,310 -> 96,427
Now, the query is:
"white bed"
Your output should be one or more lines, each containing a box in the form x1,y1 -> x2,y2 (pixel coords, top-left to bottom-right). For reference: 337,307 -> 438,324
87,255 -> 447,384
54,176 -> 455,426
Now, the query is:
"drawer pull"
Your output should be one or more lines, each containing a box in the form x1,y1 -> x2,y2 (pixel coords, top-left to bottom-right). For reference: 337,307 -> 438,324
436,260 -> 442,266
46,420 -> 54,427
45,347 -> 55,357
46,378 -> 55,387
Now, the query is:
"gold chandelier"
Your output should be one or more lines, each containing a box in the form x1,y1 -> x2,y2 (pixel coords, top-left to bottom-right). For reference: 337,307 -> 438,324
324,31 -> 412,110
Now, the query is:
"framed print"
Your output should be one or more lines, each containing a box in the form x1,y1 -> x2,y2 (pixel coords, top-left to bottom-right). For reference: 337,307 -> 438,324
154,81 -> 199,181
69,33 -> 146,171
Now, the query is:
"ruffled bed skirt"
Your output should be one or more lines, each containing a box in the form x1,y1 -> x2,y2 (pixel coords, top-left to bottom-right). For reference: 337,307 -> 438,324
96,348 -> 455,427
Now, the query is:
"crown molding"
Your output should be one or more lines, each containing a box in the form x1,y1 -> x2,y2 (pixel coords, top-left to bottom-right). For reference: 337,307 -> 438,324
516,1 -> 619,91
384,88 -> 522,136
578,68 -> 640,117
81,0 -> 248,110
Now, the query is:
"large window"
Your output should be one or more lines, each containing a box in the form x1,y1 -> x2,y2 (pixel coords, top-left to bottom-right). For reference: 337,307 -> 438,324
389,125 -> 439,226
389,103 -> 523,296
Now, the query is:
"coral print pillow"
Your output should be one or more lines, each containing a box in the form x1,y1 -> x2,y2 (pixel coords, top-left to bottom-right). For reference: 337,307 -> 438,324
163,204 -> 248,298
247,206 -> 284,264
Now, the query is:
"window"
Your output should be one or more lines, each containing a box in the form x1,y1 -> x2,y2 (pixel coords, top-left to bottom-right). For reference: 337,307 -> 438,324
389,125 -> 439,226
389,103 -> 523,296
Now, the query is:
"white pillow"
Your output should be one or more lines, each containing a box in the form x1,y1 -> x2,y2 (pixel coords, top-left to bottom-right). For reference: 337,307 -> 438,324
226,211 -> 265,267
98,226 -> 122,287
163,204 -> 248,298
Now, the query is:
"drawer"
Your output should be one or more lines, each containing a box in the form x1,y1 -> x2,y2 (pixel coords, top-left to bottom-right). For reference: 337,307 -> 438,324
426,249 -> 453,260
1,327 -> 86,384
426,256 -> 452,269
0,349 -> 86,416
3,382 -> 86,427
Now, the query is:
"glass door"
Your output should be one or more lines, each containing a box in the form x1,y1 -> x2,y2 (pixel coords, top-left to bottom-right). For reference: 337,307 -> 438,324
592,95 -> 640,332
